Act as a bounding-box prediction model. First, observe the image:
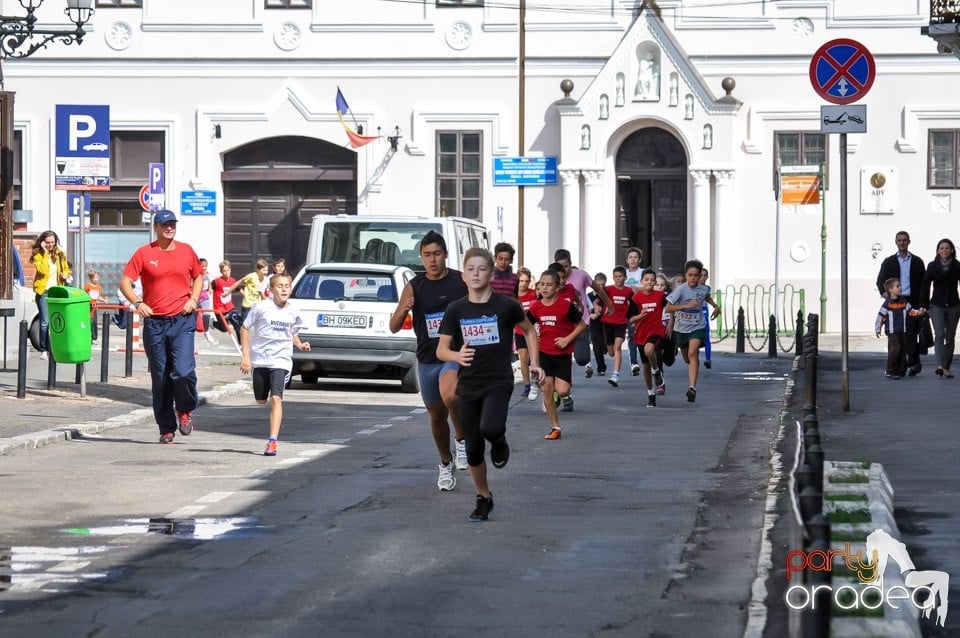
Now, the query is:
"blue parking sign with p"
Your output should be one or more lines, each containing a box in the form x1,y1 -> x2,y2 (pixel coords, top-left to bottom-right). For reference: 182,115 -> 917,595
55,105 -> 109,157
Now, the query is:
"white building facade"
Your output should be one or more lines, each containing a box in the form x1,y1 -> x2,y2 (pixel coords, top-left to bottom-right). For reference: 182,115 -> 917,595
5,0 -> 956,331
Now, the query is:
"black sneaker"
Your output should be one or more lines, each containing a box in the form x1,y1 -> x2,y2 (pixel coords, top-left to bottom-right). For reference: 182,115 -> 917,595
469,494 -> 494,522
652,368 -> 664,388
598,369 -> 606,376
490,436 -> 510,469
704,360 -> 712,369
560,396 -> 574,412
647,394 -> 656,407
907,364 -> 921,377
585,365 -> 594,379
884,372 -> 899,380
686,386 -> 697,402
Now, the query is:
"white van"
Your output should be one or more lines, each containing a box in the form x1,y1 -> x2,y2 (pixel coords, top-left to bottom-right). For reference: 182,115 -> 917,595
304,215 -> 490,273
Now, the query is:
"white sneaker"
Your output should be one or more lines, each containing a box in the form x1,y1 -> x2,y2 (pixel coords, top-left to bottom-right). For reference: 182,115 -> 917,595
454,439 -> 468,470
437,463 -> 456,491
204,331 -> 217,345
528,385 -> 540,401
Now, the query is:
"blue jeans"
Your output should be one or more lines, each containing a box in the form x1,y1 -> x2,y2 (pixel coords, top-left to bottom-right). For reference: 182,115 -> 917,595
142,314 -> 199,433
35,292 -> 49,352
627,324 -> 639,367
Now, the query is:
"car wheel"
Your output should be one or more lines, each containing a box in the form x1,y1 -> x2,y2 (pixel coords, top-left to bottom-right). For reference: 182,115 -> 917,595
301,371 -> 320,384
28,314 -> 42,351
400,363 -> 419,393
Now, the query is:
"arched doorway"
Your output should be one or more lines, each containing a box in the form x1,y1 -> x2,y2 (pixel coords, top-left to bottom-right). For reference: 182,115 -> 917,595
221,136 -> 357,277
615,127 -> 688,275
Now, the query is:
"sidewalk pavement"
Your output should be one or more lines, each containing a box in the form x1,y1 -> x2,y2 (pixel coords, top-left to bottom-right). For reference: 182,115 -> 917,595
0,332 -> 246,456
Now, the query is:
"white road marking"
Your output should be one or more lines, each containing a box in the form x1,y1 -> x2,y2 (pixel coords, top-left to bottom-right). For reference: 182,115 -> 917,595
325,438 -> 351,444
277,457 -> 308,465
196,491 -> 234,504
411,408 -> 427,414
356,429 -> 379,435
373,424 -> 393,430
390,416 -> 411,421
48,560 -> 91,573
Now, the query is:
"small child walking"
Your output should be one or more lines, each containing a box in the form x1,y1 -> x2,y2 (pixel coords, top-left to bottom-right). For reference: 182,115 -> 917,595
240,273 -> 311,456
875,277 -> 925,379
84,269 -> 102,342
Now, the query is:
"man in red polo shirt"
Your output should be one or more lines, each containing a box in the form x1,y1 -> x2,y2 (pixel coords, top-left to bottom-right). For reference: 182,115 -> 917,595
121,209 -> 204,444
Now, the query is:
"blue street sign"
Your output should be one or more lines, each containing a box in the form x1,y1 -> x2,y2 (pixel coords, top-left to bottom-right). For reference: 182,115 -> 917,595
148,162 -> 165,211
55,104 -> 110,190
809,39 -> 875,105
180,190 -> 217,215
493,156 -> 558,186
67,193 -> 91,233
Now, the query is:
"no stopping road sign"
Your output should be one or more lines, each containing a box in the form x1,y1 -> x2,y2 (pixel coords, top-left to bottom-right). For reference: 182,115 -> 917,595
809,39 -> 875,105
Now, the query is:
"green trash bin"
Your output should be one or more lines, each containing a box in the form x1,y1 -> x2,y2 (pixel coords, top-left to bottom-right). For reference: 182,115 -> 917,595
46,285 -> 92,364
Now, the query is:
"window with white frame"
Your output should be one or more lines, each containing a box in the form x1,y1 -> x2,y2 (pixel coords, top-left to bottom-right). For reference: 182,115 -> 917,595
437,131 -> 482,220
774,131 -> 827,187
928,129 -> 960,188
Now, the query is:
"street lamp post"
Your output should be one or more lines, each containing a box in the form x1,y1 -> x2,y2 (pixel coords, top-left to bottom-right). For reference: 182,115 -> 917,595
0,0 -> 94,301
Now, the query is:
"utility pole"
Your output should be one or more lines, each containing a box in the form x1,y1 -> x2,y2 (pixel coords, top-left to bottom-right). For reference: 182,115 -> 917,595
517,0 -> 526,265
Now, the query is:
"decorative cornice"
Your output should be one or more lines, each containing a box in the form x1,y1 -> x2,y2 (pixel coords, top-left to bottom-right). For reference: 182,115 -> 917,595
741,107 -> 819,155
896,105 -> 960,153
713,169 -> 735,184
582,169 -> 604,185
690,169 -> 712,185
406,110 -> 510,157
559,169 -> 581,185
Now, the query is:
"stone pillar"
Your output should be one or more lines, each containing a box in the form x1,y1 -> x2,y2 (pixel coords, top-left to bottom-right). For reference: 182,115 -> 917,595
712,170 -> 735,287
560,169 -> 581,262
582,169 -> 606,273
689,169 -> 712,268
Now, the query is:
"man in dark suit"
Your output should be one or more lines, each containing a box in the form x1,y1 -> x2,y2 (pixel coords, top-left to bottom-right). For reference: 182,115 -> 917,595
876,231 -> 926,375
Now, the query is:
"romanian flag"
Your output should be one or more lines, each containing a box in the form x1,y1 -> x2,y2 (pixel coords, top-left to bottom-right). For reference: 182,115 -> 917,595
336,88 -> 379,148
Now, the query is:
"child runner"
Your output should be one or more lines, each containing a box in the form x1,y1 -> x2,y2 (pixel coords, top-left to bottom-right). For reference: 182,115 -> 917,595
239,273 -> 311,456
211,260 -> 241,336
654,273 -> 676,387
514,267 -> 539,400
628,270 -> 671,406
490,242 -> 520,298
587,272 -> 608,377
664,260 -> 720,403
85,269 -> 102,342
390,230 -> 468,491
229,258 -> 270,326
623,247 -> 644,376
263,257 -> 287,299
527,268 -> 587,439
602,265 -> 633,388
437,248 -> 543,522
197,258 -> 216,344
699,267 -> 713,369
875,277 -> 925,379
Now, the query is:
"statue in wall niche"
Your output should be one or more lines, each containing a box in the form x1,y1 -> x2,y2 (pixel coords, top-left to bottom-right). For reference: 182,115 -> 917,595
703,124 -> 713,149
581,125 -> 591,150
634,52 -> 660,101
669,74 -> 679,106
684,94 -> 694,120
615,74 -> 625,106
599,95 -> 609,120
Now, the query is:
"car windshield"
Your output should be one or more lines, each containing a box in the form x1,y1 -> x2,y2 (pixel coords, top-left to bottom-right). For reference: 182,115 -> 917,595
293,271 -> 398,303
319,222 -> 442,271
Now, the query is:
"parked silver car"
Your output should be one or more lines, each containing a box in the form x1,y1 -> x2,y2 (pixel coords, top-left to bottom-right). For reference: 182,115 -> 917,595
289,263 -> 419,392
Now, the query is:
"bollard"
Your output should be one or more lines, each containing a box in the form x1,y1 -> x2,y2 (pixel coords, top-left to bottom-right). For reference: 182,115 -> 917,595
808,314 -> 819,353
803,537 -> 832,638
17,319 -> 27,398
802,403 -> 816,419
795,463 -> 815,492
796,310 -> 805,358
47,347 -> 57,390
804,351 -> 817,407
798,485 -> 823,523
100,313 -> 110,383
736,306 -> 745,353
806,444 -> 825,494
124,310 -> 133,378
768,314 -> 777,358
802,414 -> 820,449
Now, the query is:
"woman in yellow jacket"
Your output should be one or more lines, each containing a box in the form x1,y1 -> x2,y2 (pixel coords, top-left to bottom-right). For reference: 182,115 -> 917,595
31,230 -> 72,359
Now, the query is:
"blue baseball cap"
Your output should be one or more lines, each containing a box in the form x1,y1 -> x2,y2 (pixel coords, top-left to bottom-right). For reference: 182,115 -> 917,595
153,209 -> 177,225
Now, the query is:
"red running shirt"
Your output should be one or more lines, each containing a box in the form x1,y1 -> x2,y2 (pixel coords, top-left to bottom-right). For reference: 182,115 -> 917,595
514,288 -> 538,335
123,241 -> 203,317
630,290 -> 667,344
601,285 -> 633,326
527,297 -> 583,355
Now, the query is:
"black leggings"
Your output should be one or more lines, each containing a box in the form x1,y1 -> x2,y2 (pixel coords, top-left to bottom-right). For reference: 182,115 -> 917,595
459,386 -> 512,467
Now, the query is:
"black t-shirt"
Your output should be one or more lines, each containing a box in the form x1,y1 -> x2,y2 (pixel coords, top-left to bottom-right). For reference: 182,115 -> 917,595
410,269 -> 468,364
439,292 -> 526,399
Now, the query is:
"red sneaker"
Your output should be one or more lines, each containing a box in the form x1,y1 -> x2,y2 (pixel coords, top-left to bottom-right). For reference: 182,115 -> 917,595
264,439 -> 278,456
159,432 -> 175,444
544,427 -> 562,440
177,412 -> 193,436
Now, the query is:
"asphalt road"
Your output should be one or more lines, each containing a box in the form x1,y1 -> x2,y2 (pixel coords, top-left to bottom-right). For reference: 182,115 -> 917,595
0,353 -> 791,638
